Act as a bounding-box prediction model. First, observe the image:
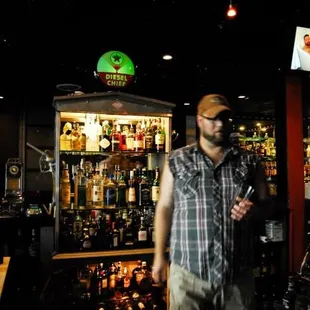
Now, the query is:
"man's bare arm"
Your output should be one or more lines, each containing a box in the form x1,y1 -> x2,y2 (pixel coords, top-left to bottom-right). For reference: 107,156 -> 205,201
154,160 -> 174,259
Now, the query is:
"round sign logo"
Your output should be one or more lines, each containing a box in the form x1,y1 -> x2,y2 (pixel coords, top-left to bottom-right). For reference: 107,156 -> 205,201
97,51 -> 135,87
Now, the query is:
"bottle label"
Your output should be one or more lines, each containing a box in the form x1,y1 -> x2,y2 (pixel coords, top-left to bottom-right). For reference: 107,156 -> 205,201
113,236 -> 118,247
138,230 -> 147,241
109,274 -> 116,289
99,138 -> 110,150
126,137 -> 134,150
102,278 -> 108,289
155,133 -> 164,145
104,188 -> 116,206
145,135 -> 153,148
128,188 -> 136,202
82,239 -> 91,249
92,185 -> 103,202
124,277 -> 130,288
136,272 -> 143,284
140,186 -> 150,205
89,227 -> 95,236
152,186 -> 160,201
61,183 -> 71,204
134,139 -> 143,149
119,228 -> 124,242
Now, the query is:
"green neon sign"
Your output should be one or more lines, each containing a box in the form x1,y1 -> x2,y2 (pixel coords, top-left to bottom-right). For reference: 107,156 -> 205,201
97,51 -> 135,87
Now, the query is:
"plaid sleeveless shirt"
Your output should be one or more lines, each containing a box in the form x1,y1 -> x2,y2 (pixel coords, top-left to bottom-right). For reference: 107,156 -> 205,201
168,142 -> 261,286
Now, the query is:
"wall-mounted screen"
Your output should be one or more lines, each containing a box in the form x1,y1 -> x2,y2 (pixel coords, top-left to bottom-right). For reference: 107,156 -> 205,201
291,26 -> 310,72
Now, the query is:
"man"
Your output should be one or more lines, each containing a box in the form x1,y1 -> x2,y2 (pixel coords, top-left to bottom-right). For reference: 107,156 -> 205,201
153,94 -> 273,309
302,34 -> 310,53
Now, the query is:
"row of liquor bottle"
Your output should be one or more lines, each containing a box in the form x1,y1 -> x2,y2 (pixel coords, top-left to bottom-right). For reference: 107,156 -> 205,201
262,160 -> 277,196
43,260 -> 167,310
59,208 -> 156,252
277,275 -> 310,310
60,115 -> 167,153
60,161 -> 160,209
252,239 -> 310,310
238,131 -> 276,158
304,160 -> 310,199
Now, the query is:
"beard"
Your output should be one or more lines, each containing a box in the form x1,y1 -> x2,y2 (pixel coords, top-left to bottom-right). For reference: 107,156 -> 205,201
201,130 -> 231,146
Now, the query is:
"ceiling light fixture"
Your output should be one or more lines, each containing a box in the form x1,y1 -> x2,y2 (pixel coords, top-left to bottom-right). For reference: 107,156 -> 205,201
226,1 -> 237,19
184,102 -> 190,106
0,96 -> 3,99
163,54 -> 173,60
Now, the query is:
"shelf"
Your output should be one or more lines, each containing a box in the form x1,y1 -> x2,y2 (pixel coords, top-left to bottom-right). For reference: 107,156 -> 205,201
60,206 -> 155,211
59,151 -> 168,156
239,137 -> 268,142
52,247 -> 170,260
262,156 -> 277,161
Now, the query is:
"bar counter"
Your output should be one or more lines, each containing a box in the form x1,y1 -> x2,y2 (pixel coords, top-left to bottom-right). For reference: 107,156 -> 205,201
0,257 -> 10,300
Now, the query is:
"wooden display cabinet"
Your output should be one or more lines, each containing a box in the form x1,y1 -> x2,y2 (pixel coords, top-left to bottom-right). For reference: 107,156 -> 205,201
48,91 -> 175,309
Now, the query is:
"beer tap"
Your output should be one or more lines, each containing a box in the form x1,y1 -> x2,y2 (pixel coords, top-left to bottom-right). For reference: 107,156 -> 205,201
26,142 -> 56,216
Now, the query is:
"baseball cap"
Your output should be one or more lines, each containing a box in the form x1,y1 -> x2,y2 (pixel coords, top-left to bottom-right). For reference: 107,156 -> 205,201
197,94 -> 232,118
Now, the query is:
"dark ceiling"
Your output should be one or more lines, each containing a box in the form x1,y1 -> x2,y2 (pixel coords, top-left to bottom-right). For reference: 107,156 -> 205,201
0,0 -> 310,116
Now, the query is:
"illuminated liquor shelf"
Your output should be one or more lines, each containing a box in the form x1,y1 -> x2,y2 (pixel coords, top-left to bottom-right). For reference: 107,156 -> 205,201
59,151 -> 168,156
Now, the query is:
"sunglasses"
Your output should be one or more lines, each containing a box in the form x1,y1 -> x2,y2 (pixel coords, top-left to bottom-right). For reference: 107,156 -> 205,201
200,114 -> 232,123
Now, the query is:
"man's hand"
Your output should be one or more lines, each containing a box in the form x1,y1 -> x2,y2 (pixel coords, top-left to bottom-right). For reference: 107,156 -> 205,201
231,197 -> 253,221
152,255 -> 167,285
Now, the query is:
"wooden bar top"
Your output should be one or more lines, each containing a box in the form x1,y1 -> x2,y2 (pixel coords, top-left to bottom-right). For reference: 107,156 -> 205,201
53,248 -> 170,260
0,257 -> 10,299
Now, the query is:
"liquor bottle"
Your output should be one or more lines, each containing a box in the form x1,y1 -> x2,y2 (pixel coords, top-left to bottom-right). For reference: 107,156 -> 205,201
132,260 -> 143,288
147,211 -> 155,247
137,216 -> 148,248
126,124 -> 135,151
139,261 -> 153,293
109,263 -> 117,294
299,236 -> 310,278
128,170 -> 136,208
28,228 -> 39,258
73,211 -> 83,243
144,119 -> 154,152
122,299 -> 135,310
92,166 -> 103,208
111,222 -> 119,249
151,167 -> 160,206
78,125 -> 86,151
134,121 -> 144,152
99,121 -> 112,152
79,264 -> 93,292
137,301 -> 147,309
116,172 -> 127,208
155,119 -> 165,152
86,114 -> 101,152
76,167 -> 87,208
111,122 -> 121,152
123,220 -> 135,248
104,175 -> 117,208
99,262 -> 109,297
60,122 -> 72,151
71,121 -> 81,151
123,266 -> 131,292
97,302 -> 108,310
80,229 -> 92,251
139,168 -> 151,207
61,164 -> 71,207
